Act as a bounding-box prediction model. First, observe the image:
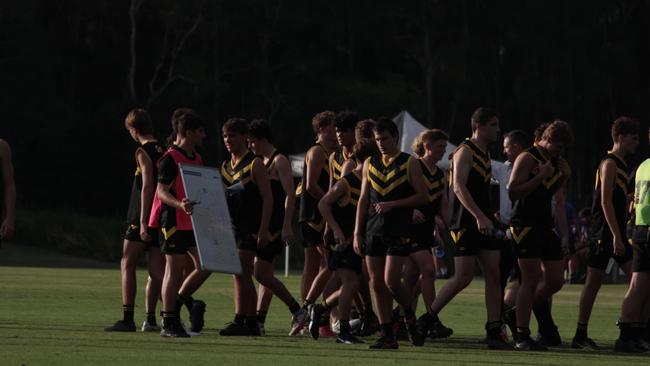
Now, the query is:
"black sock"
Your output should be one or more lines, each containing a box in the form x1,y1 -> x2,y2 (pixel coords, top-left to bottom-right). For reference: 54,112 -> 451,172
532,300 -> 554,334
340,319 -> 350,335
288,300 -> 300,314
618,321 -> 633,341
517,327 -> 531,342
430,311 -> 441,324
245,315 -> 257,328
122,304 -> 134,323
574,323 -> 587,340
146,311 -> 156,325
365,308 -> 376,319
177,294 -> 194,312
162,311 -> 177,329
402,306 -> 415,321
257,310 -> 267,324
234,313 -> 246,326
380,323 -> 394,338
632,322 -> 646,340
485,320 -> 503,337
319,311 -> 329,326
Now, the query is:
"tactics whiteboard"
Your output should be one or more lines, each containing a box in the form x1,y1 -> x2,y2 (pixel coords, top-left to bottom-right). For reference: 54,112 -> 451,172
179,163 -> 241,274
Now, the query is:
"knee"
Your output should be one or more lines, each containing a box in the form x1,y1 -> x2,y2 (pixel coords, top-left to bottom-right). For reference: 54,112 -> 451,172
121,254 -> 138,272
385,278 -> 401,295
453,273 -> 473,289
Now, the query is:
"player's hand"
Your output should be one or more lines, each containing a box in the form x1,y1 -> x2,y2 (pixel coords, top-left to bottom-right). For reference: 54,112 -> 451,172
179,198 -> 195,215
557,157 -> 571,178
353,234 -> 364,256
476,215 -> 493,236
561,236 -> 570,258
281,224 -> 293,244
140,226 -> 152,242
537,161 -> 554,180
613,236 -> 626,257
412,209 -> 425,224
0,218 -> 15,239
373,201 -> 394,215
257,231 -> 269,248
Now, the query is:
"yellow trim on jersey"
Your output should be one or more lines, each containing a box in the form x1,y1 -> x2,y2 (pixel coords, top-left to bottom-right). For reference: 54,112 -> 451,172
369,175 -> 409,196
161,227 -> 177,240
450,229 -> 466,243
368,161 -> 409,182
307,219 -> 325,231
509,227 -> 532,244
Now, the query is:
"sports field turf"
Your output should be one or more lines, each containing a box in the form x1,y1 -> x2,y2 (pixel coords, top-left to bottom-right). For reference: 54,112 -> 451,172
0,244 -> 648,365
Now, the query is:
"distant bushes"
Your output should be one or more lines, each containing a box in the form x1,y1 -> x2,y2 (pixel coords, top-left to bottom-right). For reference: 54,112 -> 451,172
13,209 -> 124,262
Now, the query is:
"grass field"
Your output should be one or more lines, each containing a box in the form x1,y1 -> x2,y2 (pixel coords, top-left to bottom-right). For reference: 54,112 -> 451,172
0,244 -> 648,366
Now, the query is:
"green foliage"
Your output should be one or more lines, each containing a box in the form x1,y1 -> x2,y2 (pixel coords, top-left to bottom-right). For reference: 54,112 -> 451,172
12,209 -> 124,262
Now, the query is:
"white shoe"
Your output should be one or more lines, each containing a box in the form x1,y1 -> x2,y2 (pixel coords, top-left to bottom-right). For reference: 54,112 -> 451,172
141,321 -> 160,332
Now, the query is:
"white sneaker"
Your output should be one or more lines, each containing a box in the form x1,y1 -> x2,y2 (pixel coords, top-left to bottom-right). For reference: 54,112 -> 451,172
141,321 -> 160,332
289,308 -> 308,336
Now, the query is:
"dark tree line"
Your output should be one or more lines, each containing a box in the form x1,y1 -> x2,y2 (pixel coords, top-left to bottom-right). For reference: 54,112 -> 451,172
1,0 -> 649,217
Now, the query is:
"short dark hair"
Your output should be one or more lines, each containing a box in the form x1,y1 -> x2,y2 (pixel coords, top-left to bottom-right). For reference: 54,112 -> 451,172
311,111 -> 336,133
177,110 -> 205,137
542,120 -> 573,147
334,110 -> 359,131
470,107 -> 497,131
124,108 -> 153,135
533,122 -> 550,142
248,119 -> 273,142
167,108 -> 193,145
353,139 -> 379,162
355,119 -> 376,141
373,117 -> 399,138
611,116 -> 639,141
504,130 -> 531,148
223,117 -> 249,135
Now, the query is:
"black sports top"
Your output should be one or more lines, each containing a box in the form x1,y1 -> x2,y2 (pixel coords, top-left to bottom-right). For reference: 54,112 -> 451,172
126,141 -> 164,226
221,150 -> 262,236
298,144 -> 330,230
510,146 -> 564,228
366,152 -> 414,237
589,153 -> 631,241
412,159 -> 446,245
332,171 -> 362,239
450,139 -> 493,229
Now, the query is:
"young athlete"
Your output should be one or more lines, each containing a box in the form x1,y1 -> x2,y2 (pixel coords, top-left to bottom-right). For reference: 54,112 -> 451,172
354,118 -> 428,349
428,107 -> 512,350
294,111 -> 338,336
105,109 -> 166,333
0,138 -> 15,246
219,118 -> 273,336
573,117 -> 639,350
153,110 -> 210,337
615,126 -> 650,353
313,138 -> 379,344
246,119 -> 307,336
408,129 -> 453,338
509,120 -> 572,350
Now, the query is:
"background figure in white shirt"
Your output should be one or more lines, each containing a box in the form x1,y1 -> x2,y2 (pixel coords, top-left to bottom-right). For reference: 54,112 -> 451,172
493,130 -> 530,336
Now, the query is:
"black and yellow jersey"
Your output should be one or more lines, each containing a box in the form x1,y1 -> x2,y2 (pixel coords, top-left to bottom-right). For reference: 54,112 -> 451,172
366,152 -> 414,237
298,144 -> 330,231
126,141 -> 164,226
330,149 -> 354,182
266,150 -> 287,242
510,145 -> 564,228
412,159 -> 446,244
589,152 -> 631,241
221,150 -> 262,236
332,171 -> 362,239
450,139 -> 492,229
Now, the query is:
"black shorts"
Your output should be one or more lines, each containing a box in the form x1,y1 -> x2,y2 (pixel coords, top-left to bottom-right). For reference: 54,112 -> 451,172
328,244 -> 363,274
407,240 -> 432,255
632,226 -> 650,273
510,226 -> 563,261
449,228 -> 500,257
588,237 -> 633,270
301,221 -> 324,248
365,235 -> 411,257
124,225 -> 160,248
161,230 -> 196,255
237,233 -> 258,252
256,238 -> 283,263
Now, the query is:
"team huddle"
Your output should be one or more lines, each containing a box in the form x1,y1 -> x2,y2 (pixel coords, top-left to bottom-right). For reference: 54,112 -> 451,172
105,107 -> 650,353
